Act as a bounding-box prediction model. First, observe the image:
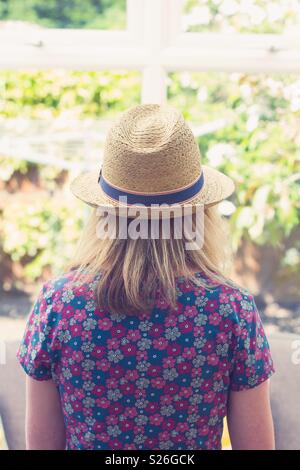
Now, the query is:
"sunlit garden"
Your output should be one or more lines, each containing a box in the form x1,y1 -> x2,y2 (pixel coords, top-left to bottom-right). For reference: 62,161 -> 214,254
0,0 -> 300,451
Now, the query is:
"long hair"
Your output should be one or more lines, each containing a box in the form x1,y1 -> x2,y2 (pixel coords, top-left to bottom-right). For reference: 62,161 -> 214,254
67,205 -> 232,315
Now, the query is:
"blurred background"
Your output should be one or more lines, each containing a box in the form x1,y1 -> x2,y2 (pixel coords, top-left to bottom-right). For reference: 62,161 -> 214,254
0,0 -> 300,450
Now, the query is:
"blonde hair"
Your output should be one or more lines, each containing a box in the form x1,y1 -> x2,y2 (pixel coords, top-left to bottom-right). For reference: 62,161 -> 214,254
68,206 -> 232,315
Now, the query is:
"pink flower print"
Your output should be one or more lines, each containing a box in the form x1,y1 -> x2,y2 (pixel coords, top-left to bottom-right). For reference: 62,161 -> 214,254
174,400 -> 189,411
206,299 -> 218,312
57,318 -> 67,331
111,325 -> 127,338
149,414 -> 164,426
216,332 -> 228,344
147,365 -> 161,377
199,425 -> 210,436
158,431 -> 170,441
74,309 -> 87,322
219,319 -> 233,332
110,365 -> 125,379
241,309 -> 254,323
184,305 -> 197,318
194,325 -> 204,337
98,317 -> 113,330
149,324 -> 164,338
74,389 -> 85,400
109,403 -> 124,415
153,337 -> 168,350
145,402 -> 159,413
96,358 -> 110,372
92,385 -> 105,397
202,379 -> 213,392
120,420 -> 134,432
203,340 -> 214,354
144,438 -> 158,448
121,344 -> 137,356
208,312 -> 221,326
98,432 -> 109,442
70,324 -> 82,336
219,358 -> 230,372
134,389 -> 146,399
177,362 -> 192,374
72,350 -> 84,362
163,356 -> 175,368
162,418 -> 175,431
126,329 -> 141,342
219,293 -> 229,303
96,397 -> 110,409
107,338 -> 120,350
156,297 -> 170,308
53,300 -> 64,313
93,422 -> 105,433
70,364 -> 81,376
124,444 -> 137,450
137,350 -> 148,361
82,371 -> 92,381
179,387 -> 193,398
182,346 -> 196,360
166,344 -> 182,356
165,315 -> 177,327
81,330 -> 92,342
125,369 -> 139,381
133,426 -> 145,436
120,383 -> 135,395
62,345 -> 73,358
204,391 -> 216,403
151,377 -> 166,389
124,407 -> 138,418
52,338 -> 62,350
207,353 -> 219,366
73,285 -> 88,297
179,320 -> 193,334
106,415 -> 119,426
163,383 -> 179,395
160,394 -> 173,405
176,422 -> 189,433
106,378 -> 118,389
64,305 -> 75,319
91,345 -> 105,359
73,401 -> 83,412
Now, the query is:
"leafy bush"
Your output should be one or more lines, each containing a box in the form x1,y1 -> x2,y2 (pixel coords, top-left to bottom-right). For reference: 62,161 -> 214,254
0,0 -> 126,29
168,72 -> 300,255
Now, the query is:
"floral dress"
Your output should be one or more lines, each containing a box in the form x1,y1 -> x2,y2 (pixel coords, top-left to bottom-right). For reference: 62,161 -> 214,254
17,270 -> 275,450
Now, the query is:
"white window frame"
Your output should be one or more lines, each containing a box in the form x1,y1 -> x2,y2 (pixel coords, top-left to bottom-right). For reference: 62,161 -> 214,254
1,0 -> 300,105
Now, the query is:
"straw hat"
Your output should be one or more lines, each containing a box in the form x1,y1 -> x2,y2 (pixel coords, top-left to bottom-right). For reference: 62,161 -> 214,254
71,104 -> 234,214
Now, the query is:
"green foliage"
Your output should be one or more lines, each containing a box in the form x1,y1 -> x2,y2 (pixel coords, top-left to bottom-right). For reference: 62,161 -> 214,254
0,192 -> 86,280
1,70 -> 140,118
0,0 -> 126,29
183,0 -> 300,34
168,72 -> 300,254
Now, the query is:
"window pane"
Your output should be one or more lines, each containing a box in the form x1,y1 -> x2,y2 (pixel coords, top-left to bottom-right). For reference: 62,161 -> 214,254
168,71 -> 300,248
0,0 -> 127,30
0,70 -> 141,168
182,0 -> 300,34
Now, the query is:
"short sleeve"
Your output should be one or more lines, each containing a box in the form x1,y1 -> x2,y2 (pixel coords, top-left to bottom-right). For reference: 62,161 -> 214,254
17,282 -> 54,381
230,292 -> 275,391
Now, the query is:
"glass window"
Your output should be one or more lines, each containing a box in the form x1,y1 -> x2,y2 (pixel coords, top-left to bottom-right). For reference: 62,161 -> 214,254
182,0 -> 300,34
0,69 -> 141,168
0,0 -> 127,30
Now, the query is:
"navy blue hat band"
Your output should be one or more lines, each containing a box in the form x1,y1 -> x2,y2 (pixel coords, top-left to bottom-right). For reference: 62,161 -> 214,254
98,172 -> 204,206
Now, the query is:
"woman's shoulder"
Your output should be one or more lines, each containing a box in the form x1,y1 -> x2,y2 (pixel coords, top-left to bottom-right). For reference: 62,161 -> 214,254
36,269 -> 98,302
180,272 -> 258,323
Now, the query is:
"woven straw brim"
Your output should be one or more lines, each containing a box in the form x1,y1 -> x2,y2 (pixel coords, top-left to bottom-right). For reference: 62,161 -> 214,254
70,165 -> 234,214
